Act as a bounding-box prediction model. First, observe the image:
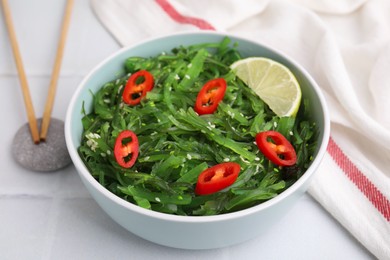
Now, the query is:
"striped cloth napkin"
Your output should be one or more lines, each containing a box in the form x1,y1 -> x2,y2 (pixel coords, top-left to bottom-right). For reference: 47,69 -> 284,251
91,0 -> 390,258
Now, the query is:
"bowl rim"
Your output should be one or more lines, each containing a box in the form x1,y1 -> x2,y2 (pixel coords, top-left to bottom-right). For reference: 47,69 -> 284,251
65,30 -> 330,223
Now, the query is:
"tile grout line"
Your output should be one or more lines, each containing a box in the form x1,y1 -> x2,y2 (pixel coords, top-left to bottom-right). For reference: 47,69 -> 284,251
0,73 -> 84,77
0,193 -> 91,199
40,174 -> 63,260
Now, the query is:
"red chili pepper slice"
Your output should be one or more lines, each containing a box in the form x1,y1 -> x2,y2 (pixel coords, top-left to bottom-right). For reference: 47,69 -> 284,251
122,70 -> 154,106
114,130 -> 139,168
195,162 -> 240,195
255,130 -> 297,166
194,78 -> 227,115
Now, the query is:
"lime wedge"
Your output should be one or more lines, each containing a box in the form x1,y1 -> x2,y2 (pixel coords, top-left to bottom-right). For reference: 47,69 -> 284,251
230,57 -> 301,117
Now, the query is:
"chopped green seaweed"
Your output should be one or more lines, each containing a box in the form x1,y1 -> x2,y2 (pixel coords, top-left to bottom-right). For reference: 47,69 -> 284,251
78,38 -> 318,216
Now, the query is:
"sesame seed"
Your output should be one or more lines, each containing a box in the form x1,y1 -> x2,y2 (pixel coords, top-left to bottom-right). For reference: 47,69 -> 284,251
168,204 -> 177,211
207,121 -> 216,128
228,111 -> 235,118
223,158 -> 230,162
185,75 -> 190,79
155,197 -> 161,202
117,85 -> 123,94
240,156 -> 250,164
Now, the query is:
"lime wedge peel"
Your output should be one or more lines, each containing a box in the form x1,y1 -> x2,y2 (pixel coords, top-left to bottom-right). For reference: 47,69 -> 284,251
230,57 -> 302,117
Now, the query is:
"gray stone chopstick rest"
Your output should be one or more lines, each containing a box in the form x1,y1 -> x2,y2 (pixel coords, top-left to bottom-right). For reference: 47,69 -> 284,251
12,118 -> 71,172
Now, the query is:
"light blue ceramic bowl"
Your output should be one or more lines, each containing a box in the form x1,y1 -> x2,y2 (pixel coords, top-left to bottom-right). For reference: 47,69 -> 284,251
65,31 -> 330,250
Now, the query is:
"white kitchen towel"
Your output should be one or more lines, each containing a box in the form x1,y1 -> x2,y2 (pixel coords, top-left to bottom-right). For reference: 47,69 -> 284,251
90,0 -> 390,259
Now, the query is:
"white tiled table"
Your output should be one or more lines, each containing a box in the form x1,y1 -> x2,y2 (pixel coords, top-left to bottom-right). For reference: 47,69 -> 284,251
0,1 -> 374,259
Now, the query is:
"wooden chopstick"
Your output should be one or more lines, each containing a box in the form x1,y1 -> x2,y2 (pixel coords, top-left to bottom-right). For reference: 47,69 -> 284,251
40,0 -> 74,141
1,0 -> 41,144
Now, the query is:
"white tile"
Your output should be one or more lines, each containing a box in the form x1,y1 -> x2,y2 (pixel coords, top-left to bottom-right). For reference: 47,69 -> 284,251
0,198 -> 52,259
48,198 -> 227,260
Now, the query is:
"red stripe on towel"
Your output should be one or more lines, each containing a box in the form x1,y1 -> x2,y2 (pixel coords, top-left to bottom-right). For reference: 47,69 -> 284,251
327,137 -> 390,222
155,0 -> 215,30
